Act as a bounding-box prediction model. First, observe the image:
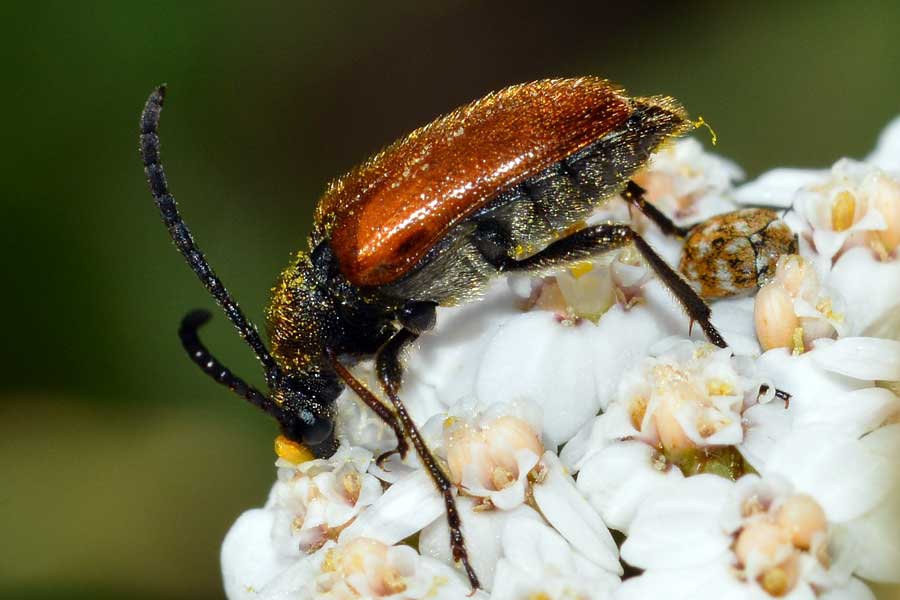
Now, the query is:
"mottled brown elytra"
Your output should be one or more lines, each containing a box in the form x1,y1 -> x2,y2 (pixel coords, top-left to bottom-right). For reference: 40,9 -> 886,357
140,78 -> 742,589
680,208 -> 798,299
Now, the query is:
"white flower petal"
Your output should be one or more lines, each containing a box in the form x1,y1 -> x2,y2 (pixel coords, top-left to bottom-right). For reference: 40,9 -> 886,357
339,469 -> 443,545
709,296 -> 761,356
842,424 -> 900,582
734,167 -> 826,208
418,497 -> 542,591
533,452 -> 622,574
756,348 -> 867,412
559,408 -> 638,471
494,518 -> 620,600
828,247 -> 900,336
739,402 -> 793,472
576,440 -> 683,532
221,509 -> 292,600
861,422 -> 900,457
501,518 -> 577,576
485,449 -> 539,510
588,285 -> 694,406
810,337 -> 900,381
817,577 -> 876,600
844,485 -> 900,583
474,312 -> 600,448
795,386 -> 900,438
614,561 -> 755,600
621,474 -> 733,569
407,281 -> 520,402
764,428 -> 892,522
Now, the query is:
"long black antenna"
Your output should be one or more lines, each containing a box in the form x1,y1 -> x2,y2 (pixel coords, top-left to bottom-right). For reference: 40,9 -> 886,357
139,85 -> 282,386
180,310 -> 284,419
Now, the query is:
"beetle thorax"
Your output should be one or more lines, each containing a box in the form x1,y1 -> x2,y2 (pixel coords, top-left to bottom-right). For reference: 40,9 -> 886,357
265,243 -> 399,376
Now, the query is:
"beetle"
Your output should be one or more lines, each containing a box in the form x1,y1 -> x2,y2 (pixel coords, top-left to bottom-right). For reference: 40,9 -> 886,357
679,208 -> 798,299
139,78 -> 735,589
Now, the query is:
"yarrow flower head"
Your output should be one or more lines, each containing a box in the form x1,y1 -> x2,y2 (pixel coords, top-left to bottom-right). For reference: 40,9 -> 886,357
221,115 -> 900,599
754,254 -> 847,353
789,159 -> 900,265
440,401 -> 544,510
618,423 -> 900,599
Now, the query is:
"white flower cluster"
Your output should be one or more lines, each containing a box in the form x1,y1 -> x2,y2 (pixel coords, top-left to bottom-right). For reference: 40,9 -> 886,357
222,117 -> 900,599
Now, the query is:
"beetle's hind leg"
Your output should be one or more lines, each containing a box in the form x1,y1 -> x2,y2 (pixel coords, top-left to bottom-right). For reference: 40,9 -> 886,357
622,180 -> 693,238
375,329 -> 481,591
474,220 -> 727,348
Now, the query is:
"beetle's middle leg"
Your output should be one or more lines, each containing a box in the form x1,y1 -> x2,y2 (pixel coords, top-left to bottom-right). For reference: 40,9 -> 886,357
474,220 -> 727,348
375,328 -> 481,591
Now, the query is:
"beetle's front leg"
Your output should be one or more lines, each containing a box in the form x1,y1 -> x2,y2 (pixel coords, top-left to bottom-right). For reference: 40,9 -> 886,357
328,350 -> 409,463
375,329 -> 481,591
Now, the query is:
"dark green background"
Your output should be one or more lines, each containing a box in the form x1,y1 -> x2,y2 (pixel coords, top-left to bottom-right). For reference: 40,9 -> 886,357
3,2 -> 899,598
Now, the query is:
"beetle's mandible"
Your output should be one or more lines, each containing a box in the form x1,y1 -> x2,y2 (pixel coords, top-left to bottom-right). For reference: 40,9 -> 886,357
140,78 -> 738,590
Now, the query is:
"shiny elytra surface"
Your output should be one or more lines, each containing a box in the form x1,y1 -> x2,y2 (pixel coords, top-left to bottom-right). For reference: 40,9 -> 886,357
314,78 -> 637,287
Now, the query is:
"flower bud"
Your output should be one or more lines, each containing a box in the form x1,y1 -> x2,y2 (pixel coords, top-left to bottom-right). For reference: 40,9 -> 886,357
734,520 -> 791,568
652,381 -> 697,452
775,494 -> 827,550
483,415 -> 544,474
871,174 -> 900,253
755,283 -> 799,351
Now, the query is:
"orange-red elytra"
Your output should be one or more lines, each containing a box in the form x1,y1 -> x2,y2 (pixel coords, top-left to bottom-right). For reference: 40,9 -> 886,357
139,77 -> 740,591
320,79 -> 637,286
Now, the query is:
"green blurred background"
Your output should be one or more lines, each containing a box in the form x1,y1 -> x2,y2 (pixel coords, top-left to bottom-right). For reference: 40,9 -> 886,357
3,2 -> 899,598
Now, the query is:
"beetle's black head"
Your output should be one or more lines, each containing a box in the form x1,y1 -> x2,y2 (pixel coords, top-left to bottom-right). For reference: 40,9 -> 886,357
271,369 -> 341,457
178,309 -> 342,459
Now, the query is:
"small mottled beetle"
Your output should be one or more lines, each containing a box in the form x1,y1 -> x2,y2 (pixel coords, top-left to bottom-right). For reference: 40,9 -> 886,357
680,208 -> 798,298
140,78 -> 744,589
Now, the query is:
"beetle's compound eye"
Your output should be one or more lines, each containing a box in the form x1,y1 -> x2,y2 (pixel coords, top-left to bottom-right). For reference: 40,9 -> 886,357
300,409 -> 335,446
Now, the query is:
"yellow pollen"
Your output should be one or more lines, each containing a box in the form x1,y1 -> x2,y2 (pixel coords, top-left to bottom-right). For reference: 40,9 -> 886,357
491,466 -> 516,490
692,344 -> 715,360
760,566 -> 790,597
630,395 -> 648,430
791,328 -> 805,355
815,298 -> 843,323
706,378 -> 733,396
382,569 -> 407,594
528,593 -> 552,600
321,548 -> 338,573
274,435 -> 315,464
831,191 -> 856,231
697,419 -> 718,438
342,471 -> 362,503
569,261 -> 594,279
816,541 -> 831,568
291,516 -> 304,533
